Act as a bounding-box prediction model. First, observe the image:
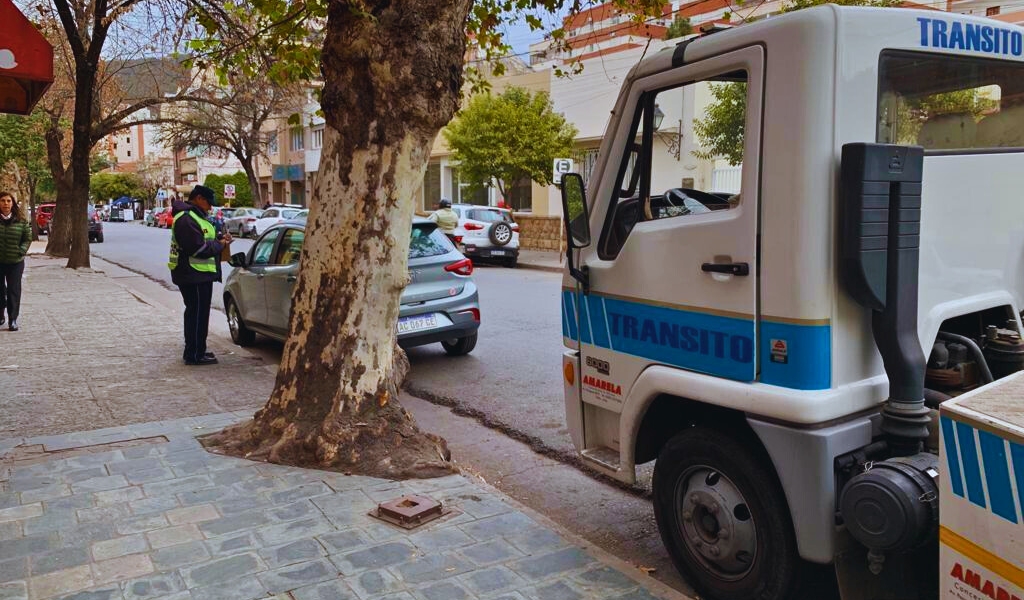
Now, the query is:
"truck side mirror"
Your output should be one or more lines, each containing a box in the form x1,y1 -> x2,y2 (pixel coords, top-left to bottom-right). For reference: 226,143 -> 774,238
560,173 -> 591,248
229,252 -> 248,268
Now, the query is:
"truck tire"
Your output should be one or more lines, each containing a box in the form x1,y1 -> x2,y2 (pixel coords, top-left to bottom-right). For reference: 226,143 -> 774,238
652,426 -> 801,600
226,297 -> 256,346
441,333 -> 477,356
488,222 -> 513,246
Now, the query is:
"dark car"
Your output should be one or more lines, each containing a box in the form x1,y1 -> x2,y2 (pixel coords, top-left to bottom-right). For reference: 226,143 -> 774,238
88,207 -> 104,243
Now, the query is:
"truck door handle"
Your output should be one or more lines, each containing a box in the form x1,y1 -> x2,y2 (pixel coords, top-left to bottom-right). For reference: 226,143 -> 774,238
701,262 -> 749,276
286,275 -> 297,283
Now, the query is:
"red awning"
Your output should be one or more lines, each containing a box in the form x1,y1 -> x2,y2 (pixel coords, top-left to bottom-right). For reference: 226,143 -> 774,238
0,0 -> 54,115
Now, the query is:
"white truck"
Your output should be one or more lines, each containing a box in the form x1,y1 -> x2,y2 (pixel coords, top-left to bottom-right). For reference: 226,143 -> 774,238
557,6 -> 1024,600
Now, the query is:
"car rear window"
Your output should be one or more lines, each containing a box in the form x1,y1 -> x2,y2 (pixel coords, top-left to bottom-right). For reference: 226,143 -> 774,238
409,225 -> 455,258
467,209 -> 511,223
282,209 -> 301,219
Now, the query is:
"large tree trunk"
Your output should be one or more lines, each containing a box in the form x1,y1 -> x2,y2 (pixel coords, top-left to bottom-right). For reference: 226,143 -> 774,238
204,0 -> 472,479
44,126 -> 73,257
64,63 -> 95,270
241,159 -> 262,208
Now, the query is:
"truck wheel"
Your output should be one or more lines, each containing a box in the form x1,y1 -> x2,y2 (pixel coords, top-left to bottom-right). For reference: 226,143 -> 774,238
653,426 -> 800,600
226,298 -> 256,346
441,333 -> 477,356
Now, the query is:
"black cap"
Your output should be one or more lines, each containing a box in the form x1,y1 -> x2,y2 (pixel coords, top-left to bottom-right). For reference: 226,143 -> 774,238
189,185 -> 217,207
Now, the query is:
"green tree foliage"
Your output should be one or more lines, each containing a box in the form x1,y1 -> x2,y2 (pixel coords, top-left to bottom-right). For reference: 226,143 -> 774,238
443,87 -> 577,202
665,16 -> 693,39
783,0 -> 898,11
0,110 -> 55,204
204,172 -> 255,207
89,173 -> 147,203
693,82 -> 747,166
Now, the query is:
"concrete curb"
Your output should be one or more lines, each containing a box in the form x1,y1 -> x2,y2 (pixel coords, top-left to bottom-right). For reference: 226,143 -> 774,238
516,261 -> 564,274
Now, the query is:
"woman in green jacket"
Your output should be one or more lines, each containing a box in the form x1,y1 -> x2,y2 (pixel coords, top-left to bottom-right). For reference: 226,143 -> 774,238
0,192 -> 31,331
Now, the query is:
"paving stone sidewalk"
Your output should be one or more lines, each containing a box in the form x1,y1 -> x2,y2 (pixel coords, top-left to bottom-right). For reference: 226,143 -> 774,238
0,415 -> 678,600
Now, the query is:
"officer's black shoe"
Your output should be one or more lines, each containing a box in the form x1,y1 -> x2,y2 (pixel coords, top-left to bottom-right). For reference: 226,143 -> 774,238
204,352 -> 216,359
0,315 -> 5,326
8,320 -> 17,331
184,356 -> 218,366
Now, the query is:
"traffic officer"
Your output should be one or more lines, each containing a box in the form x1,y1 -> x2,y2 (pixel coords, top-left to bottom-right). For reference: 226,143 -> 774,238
169,185 -> 232,365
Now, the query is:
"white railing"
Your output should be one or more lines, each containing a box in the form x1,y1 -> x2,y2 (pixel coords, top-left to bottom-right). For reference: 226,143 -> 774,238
710,166 -> 742,194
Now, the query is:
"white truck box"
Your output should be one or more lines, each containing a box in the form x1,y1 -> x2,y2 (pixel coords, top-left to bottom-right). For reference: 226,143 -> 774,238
940,373 -> 1024,600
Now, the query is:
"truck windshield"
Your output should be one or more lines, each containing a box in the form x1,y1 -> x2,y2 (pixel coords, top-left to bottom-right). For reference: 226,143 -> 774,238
878,50 -> 1024,151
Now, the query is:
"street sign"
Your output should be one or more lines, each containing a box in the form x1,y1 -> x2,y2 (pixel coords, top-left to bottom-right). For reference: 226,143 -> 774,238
224,184 -> 236,199
553,158 -> 574,185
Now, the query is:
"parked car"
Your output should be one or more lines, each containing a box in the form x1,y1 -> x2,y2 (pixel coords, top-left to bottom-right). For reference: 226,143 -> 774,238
88,206 -> 104,243
157,208 -> 175,229
223,218 -> 480,355
253,207 -> 303,236
35,203 -> 56,234
451,204 -> 520,267
224,208 -> 265,238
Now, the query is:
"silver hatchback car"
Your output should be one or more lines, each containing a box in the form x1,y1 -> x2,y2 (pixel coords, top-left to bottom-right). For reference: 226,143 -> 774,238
222,218 -> 481,355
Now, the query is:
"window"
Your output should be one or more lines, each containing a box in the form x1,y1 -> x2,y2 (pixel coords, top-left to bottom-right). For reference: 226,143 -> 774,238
409,225 -> 455,258
290,129 -> 304,151
878,50 -> 1024,151
987,6 -> 1000,15
282,209 -> 301,219
126,137 -> 131,143
126,150 -> 131,157
311,127 -> 324,150
467,209 -> 512,223
274,229 -> 304,265
600,72 -> 748,259
267,132 -> 279,155
264,209 -> 279,218
251,229 -> 280,265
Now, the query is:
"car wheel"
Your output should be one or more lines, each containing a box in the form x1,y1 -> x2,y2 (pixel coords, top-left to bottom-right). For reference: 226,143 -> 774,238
95,233 -> 103,243
441,333 -> 477,356
652,426 -> 802,600
488,222 -> 513,246
226,298 -> 256,346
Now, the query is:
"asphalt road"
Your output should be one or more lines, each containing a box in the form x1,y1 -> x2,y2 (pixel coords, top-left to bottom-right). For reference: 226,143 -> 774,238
89,221 -> 574,459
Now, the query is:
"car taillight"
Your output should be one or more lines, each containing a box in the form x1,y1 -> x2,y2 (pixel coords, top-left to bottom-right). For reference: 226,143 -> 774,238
444,258 -> 474,276
459,308 -> 480,322
510,223 -> 519,232
453,236 -> 463,244
463,223 -> 484,230
246,218 -> 256,222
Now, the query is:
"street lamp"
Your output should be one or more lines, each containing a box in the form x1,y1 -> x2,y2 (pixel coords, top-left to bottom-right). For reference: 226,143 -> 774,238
652,103 -> 681,161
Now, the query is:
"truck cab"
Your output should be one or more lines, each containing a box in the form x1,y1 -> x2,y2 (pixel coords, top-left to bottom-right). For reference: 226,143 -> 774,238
559,6 -> 1024,599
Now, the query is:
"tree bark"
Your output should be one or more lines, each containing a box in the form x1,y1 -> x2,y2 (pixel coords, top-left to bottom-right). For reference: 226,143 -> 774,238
44,126 -> 73,257
65,60 -> 98,269
204,0 -> 472,479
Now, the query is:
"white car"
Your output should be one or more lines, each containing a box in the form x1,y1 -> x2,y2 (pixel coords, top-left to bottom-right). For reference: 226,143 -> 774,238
451,204 -> 520,267
254,207 -> 303,236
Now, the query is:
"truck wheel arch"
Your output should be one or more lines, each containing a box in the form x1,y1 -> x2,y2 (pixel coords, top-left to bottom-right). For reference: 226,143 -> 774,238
632,394 -> 752,464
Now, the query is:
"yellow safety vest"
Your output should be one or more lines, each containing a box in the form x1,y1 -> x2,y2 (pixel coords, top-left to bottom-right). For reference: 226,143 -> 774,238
168,211 -> 217,273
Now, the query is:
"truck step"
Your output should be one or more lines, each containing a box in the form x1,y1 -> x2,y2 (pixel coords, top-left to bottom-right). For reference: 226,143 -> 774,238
581,447 -> 621,471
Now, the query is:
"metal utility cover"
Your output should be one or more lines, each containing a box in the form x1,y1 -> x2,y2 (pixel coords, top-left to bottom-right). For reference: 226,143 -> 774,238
371,495 -> 447,529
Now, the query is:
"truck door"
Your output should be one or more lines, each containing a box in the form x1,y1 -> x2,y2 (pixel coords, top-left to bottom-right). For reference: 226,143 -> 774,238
574,46 -> 764,405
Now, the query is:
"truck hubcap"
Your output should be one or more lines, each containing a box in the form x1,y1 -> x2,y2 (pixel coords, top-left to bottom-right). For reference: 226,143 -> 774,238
675,467 -> 757,581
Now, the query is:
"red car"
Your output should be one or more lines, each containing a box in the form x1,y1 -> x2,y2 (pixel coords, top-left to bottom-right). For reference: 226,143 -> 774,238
35,203 -> 56,234
157,208 -> 175,228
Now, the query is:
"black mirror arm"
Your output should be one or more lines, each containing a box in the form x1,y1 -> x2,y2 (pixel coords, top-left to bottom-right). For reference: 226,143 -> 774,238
568,259 -> 590,294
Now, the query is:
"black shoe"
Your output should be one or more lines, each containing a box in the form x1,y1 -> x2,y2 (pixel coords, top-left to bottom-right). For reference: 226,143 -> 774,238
0,315 -> 4,327
184,355 -> 218,366
204,352 -> 216,359
8,320 -> 17,331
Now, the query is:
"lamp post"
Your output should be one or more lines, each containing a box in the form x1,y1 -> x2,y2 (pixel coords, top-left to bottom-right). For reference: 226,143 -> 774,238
652,103 -> 681,161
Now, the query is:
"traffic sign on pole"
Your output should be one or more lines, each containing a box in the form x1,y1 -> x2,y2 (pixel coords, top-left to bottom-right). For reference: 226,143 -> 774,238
224,184 -> 236,199
553,158 -> 574,185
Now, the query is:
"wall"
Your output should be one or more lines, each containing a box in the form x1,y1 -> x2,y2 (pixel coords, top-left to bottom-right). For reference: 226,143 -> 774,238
514,213 -> 563,251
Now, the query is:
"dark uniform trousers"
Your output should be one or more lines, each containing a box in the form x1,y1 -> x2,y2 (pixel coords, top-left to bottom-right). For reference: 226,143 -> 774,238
179,281 -> 213,362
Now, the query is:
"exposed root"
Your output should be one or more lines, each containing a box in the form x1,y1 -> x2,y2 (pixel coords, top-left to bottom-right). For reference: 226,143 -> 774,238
201,395 -> 455,480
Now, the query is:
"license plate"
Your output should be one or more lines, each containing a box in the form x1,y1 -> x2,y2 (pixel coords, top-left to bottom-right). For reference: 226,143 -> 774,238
490,250 -> 506,256
397,314 -> 438,334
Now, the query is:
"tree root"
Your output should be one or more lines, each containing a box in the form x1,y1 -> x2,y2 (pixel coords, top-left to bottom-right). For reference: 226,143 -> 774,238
201,397 -> 456,480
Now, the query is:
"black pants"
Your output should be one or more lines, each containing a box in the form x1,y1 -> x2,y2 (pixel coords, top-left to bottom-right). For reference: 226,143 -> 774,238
0,260 -> 24,322
179,281 -> 213,362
